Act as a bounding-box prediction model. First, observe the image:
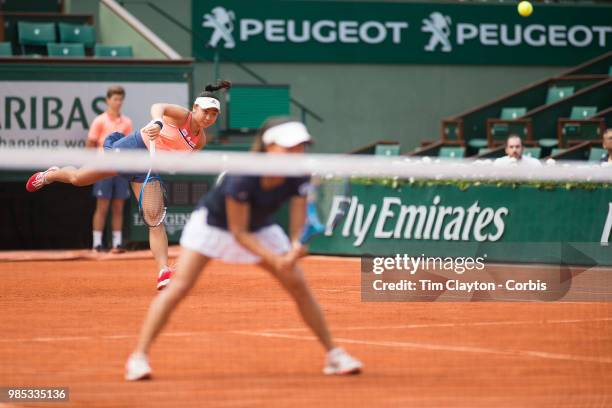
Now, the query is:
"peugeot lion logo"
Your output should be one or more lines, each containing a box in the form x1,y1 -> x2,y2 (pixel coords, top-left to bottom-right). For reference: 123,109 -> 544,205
422,12 -> 452,52
202,6 -> 236,49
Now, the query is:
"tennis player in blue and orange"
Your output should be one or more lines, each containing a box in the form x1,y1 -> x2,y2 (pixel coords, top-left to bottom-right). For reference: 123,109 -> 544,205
25,80 -> 231,289
125,118 -> 363,380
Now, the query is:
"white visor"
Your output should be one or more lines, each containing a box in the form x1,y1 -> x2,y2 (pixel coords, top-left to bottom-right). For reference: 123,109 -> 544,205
262,121 -> 312,148
194,97 -> 220,112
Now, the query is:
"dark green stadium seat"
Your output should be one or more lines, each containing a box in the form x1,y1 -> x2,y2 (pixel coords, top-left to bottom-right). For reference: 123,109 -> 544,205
609,66 -> 612,76
47,43 -> 85,57
18,21 -> 56,54
589,148 -> 607,162
0,42 -> 13,56
569,106 -> 597,120
546,86 -> 574,104
439,147 -> 465,158
94,44 -> 133,57
467,138 -> 488,149
58,23 -> 96,48
559,106 -> 600,146
500,107 -> 527,120
523,147 -> 542,159
491,107 -> 527,140
539,138 -> 559,149
374,144 -> 400,156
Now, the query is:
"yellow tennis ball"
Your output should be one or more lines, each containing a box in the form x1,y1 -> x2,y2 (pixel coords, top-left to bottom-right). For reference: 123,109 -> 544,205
518,1 -> 533,17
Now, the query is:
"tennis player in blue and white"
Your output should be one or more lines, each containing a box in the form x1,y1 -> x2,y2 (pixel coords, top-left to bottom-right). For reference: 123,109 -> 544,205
125,118 -> 362,380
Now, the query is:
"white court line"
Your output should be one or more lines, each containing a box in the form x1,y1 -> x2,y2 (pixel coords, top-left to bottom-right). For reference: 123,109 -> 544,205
30,336 -> 91,342
232,330 -> 612,365
0,335 -> 123,343
2,317 -> 610,344
257,317 -> 612,333
3,325 -> 611,364
319,289 -> 361,294
0,331 -> 222,344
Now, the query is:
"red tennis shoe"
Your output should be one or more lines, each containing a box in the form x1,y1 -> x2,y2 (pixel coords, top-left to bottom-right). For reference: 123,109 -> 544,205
157,266 -> 174,290
26,166 -> 59,192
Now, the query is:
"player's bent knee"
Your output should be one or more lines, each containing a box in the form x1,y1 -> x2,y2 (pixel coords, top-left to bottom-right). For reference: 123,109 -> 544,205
68,174 -> 79,185
72,175 -> 89,187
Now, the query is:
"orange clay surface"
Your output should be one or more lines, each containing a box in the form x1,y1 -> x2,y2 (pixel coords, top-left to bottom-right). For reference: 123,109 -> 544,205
0,256 -> 611,408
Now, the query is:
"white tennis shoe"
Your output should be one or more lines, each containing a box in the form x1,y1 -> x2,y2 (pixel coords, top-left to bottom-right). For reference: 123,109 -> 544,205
323,347 -> 362,375
125,352 -> 152,381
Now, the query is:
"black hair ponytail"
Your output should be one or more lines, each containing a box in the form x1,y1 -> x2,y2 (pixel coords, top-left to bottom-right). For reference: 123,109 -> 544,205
200,80 -> 232,97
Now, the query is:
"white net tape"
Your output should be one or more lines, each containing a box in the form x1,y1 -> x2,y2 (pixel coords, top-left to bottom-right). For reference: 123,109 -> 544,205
0,148 -> 610,183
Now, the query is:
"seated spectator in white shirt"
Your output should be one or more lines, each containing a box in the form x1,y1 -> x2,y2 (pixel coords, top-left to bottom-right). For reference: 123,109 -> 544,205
494,134 -> 542,167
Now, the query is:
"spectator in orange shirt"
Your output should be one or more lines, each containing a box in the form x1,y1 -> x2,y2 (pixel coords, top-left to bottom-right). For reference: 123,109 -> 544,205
86,85 -> 133,252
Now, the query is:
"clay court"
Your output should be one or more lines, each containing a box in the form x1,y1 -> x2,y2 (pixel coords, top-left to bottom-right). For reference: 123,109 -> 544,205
1,254 -> 610,407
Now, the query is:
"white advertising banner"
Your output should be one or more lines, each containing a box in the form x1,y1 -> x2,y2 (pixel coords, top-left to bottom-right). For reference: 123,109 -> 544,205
0,81 -> 189,148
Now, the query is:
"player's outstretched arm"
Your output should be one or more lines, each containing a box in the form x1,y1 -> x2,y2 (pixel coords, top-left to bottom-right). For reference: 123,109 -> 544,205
150,103 -> 189,127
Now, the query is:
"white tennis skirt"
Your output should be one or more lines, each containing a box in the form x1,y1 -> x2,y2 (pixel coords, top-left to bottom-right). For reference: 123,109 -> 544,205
180,208 -> 291,264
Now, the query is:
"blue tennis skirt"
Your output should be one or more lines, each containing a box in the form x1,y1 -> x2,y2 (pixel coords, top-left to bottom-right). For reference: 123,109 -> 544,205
103,130 -> 152,183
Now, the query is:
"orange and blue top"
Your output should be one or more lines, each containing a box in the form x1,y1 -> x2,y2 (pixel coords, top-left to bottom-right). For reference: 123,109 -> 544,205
142,112 -> 204,152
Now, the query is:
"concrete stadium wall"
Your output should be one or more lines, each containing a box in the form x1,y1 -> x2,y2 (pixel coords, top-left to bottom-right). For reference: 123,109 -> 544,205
69,0 -> 565,153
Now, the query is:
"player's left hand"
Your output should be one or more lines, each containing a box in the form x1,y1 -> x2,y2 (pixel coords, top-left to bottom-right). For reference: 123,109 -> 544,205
141,123 -> 161,141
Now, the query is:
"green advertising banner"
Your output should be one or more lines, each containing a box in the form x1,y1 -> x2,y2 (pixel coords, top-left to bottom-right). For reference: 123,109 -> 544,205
131,176 -> 612,266
192,1 -> 612,65
308,183 -> 612,266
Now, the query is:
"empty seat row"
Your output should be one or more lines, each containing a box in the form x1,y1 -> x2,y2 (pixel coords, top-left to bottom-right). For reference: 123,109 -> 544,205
467,86 -> 580,150
14,21 -> 133,57
550,147 -> 607,162
481,103 -> 605,150
47,43 -> 133,57
18,21 -> 95,50
374,143 -> 467,159
0,41 -> 133,57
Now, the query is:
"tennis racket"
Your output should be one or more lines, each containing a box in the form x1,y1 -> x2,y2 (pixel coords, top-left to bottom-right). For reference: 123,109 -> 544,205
299,175 -> 352,244
138,140 -> 168,227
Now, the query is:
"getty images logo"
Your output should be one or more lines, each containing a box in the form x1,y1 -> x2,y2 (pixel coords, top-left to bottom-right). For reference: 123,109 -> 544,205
202,6 -> 236,49
421,12 -> 453,52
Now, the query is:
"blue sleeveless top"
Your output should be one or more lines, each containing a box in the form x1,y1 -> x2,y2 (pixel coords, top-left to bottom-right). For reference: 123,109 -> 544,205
199,174 -> 309,231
